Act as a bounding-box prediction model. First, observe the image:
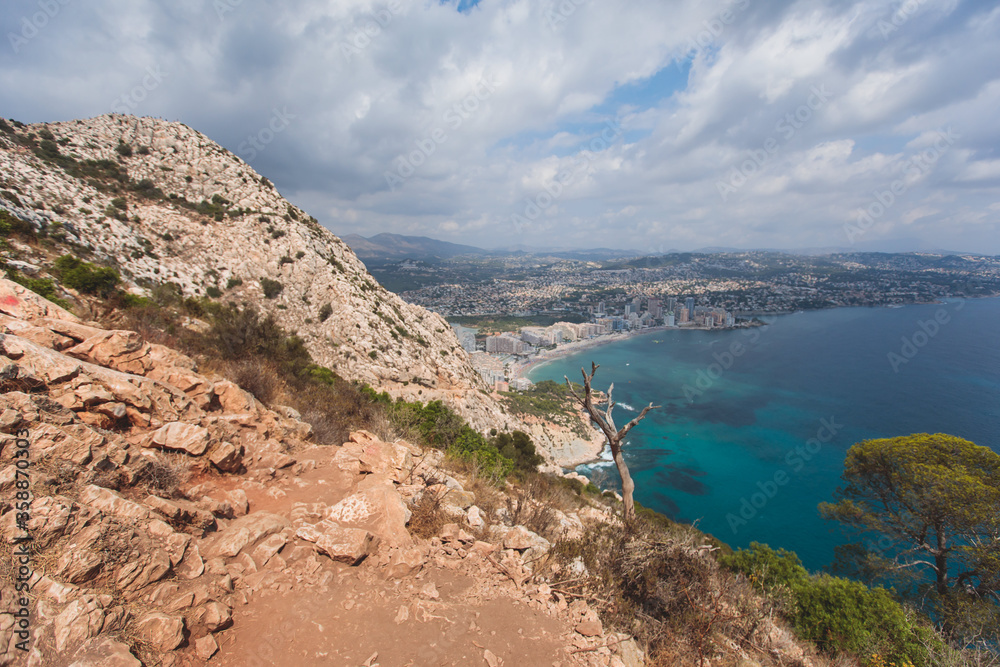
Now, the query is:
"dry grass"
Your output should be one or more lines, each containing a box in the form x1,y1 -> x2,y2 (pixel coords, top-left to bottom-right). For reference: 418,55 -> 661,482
407,491 -> 448,539
552,517 -> 805,667
131,452 -> 188,499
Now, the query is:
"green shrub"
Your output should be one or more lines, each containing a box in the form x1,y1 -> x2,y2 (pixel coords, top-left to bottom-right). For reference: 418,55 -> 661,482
205,286 -> 222,298
449,427 -> 515,481
115,142 -> 133,157
259,277 -> 283,299
136,146 -> 150,155
279,255 -> 293,265
720,543 -> 940,665
491,430 -> 544,473
53,255 -> 120,297
226,277 -> 243,290
318,303 -> 333,322
130,178 -> 163,199
0,210 -> 36,238
295,251 -> 305,259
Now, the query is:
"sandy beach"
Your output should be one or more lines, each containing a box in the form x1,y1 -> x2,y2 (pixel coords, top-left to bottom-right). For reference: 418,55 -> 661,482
510,325 -> 670,382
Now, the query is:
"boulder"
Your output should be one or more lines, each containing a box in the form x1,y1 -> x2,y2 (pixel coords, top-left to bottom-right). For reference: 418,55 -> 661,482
466,505 -> 485,529
54,597 -> 106,653
226,488 -> 250,516
332,431 -> 414,482
326,482 -> 412,547
68,637 -> 141,667
250,533 -> 287,568
208,441 -> 244,473
504,526 -> 551,553
191,601 -> 233,634
79,485 -> 153,522
297,520 -> 377,565
134,612 -> 185,652
115,549 -> 172,594
385,545 -> 429,579
65,330 -> 152,375
205,512 -> 289,558
194,634 -> 219,661
145,422 -> 211,456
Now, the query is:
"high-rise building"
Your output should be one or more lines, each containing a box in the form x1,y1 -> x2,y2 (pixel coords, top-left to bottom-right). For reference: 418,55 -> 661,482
666,297 -> 677,313
647,298 -> 662,319
666,313 -> 676,327
685,297 -> 695,320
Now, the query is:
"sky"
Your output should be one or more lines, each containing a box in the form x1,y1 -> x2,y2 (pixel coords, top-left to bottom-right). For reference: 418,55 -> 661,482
2,0 -> 999,253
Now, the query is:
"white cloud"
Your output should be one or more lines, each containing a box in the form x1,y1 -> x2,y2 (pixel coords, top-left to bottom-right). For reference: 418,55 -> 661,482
0,0 -> 998,251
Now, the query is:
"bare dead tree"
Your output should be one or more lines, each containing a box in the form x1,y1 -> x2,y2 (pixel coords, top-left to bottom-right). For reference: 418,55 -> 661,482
566,362 -> 659,523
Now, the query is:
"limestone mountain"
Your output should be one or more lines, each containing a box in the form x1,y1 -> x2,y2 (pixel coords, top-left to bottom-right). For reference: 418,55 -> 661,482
0,114 -> 516,434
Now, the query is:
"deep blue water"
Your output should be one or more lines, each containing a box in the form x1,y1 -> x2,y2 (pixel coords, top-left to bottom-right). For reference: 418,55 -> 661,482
528,298 -> 1000,572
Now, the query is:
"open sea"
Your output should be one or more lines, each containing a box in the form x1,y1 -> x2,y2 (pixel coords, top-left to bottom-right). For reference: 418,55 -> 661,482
527,297 -> 1000,572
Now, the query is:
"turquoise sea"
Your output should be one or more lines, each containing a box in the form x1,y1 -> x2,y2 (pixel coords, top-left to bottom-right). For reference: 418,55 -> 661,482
527,298 -> 1000,572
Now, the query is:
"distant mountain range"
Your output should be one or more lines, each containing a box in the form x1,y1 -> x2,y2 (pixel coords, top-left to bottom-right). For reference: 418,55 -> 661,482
341,233 -> 642,262
340,233 -> 488,261
342,233 -> 986,263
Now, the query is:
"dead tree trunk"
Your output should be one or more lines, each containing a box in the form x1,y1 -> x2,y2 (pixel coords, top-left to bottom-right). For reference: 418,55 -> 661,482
566,362 -> 659,524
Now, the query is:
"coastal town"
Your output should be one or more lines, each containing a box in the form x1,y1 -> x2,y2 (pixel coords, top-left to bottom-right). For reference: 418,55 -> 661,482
368,251 -> 1000,391
451,295 -> 747,390
381,251 -> 1000,320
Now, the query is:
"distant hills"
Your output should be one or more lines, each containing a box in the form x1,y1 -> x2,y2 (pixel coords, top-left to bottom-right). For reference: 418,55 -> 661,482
342,233 -> 641,263
342,233 -> 988,264
340,233 -> 488,261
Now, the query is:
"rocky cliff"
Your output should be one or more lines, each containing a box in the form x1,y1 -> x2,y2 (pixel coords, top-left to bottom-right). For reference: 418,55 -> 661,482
0,115 -> 520,436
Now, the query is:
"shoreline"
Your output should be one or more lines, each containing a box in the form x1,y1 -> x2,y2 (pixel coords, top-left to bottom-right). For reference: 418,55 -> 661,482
510,323 -> 742,382
508,295 -> 1000,383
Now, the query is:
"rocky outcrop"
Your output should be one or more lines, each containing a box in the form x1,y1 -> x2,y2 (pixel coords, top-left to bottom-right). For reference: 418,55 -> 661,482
0,283 -> 627,665
0,116 -> 522,435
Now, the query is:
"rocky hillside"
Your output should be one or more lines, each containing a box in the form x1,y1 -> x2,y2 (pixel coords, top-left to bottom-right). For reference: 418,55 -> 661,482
0,115 -> 517,435
0,278 -> 646,666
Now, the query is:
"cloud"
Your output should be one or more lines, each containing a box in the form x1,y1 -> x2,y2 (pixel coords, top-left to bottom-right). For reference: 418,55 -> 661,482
1,0 -> 998,252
